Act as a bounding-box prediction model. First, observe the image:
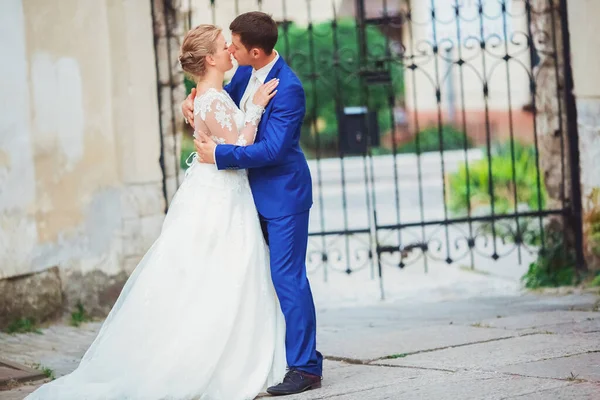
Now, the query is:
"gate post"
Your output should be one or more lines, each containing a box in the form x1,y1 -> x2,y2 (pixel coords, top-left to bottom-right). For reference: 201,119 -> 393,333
151,0 -> 186,209
529,0 -> 585,273
558,0 -> 586,273
563,0 -> 600,272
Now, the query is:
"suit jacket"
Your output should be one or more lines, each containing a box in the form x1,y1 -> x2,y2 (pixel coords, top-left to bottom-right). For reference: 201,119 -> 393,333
216,57 -> 313,219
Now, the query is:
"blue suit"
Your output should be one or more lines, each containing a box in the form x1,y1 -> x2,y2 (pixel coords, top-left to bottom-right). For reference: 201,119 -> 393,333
217,57 -> 323,377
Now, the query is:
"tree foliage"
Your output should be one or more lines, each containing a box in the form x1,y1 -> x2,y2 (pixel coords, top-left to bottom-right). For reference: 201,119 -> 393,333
275,19 -> 404,154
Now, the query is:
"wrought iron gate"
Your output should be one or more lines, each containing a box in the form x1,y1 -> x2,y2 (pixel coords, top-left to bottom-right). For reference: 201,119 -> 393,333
186,0 -> 584,297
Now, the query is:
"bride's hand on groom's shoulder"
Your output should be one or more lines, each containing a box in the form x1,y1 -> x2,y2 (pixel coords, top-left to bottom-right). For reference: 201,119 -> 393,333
182,88 -> 196,128
253,78 -> 279,108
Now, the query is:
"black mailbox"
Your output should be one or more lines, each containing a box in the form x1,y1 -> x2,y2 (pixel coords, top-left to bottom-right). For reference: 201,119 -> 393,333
338,107 -> 380,155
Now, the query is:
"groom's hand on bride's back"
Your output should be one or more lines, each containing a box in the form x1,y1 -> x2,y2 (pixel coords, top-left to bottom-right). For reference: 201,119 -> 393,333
182,88 -> 196,128
194,132 -> 216,164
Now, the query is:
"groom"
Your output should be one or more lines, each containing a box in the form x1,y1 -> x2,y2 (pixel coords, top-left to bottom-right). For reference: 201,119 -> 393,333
181,11 -> 323,395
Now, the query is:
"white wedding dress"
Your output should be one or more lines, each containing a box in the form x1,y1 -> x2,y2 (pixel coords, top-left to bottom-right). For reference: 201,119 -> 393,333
26,89 -> 287,400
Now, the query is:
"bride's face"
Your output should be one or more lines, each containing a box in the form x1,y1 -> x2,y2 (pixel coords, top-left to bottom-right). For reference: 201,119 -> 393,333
209,33 -> 234,72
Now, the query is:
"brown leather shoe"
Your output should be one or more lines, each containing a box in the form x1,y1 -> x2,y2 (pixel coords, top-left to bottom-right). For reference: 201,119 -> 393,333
266,368 -> 322,395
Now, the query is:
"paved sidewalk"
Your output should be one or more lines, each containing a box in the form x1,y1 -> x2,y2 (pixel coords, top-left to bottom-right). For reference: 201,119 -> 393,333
1,290 -> 599,399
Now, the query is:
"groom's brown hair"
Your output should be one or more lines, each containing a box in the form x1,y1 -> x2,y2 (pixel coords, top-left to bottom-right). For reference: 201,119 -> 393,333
230,12 -> 278,55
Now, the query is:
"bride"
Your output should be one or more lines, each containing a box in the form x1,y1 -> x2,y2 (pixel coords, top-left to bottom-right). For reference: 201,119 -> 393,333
26,25 -> 286,400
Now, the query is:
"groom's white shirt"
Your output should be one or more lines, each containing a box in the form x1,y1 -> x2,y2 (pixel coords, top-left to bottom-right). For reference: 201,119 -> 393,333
239,51 -> 280,113
214,51 -> 280,164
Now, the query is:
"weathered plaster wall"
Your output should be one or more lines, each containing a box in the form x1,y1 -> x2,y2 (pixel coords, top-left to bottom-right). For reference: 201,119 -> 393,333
567,0 -> 600,270
0,0 -> 166,322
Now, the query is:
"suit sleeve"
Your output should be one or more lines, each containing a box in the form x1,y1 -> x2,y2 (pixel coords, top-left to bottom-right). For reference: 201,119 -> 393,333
214,83 -> 305,170
224,80 -> 234,97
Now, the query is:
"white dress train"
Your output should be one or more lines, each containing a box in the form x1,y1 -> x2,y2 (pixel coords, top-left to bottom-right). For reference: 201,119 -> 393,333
25,88 -> 287,400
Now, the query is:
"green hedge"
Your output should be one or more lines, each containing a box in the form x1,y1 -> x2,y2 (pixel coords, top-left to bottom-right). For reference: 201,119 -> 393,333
275,19 -> 404,153
397,125 -> 473,154
448,141 -> 547,216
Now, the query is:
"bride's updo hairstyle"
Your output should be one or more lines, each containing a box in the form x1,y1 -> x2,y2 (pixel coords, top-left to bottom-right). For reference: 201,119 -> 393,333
179,24 -> 222,81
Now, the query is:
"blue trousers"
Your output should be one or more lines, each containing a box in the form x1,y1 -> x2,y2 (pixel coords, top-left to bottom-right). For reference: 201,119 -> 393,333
260,210 -> 323,377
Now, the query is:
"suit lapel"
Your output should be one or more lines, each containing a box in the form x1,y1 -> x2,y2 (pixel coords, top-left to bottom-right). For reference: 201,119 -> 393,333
256,57 -> 286,140
264,56 -> 285,83
230,66 -> 252,107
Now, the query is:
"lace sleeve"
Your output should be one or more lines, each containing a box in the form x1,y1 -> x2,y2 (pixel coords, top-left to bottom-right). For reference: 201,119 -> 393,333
196,90 -> 264,146
236,102 -> 265,146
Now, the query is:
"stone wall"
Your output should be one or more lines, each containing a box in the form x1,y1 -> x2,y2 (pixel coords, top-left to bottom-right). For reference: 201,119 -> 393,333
152,0 -> 186,203
530,0 -> 600,271
567,0 -> 600,271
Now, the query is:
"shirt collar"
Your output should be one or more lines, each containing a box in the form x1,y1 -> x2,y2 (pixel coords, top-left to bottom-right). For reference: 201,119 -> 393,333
252,51 -> 280,84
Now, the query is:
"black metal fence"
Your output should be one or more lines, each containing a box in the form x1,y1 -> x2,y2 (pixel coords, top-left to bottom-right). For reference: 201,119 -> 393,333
187,0 -> 583,296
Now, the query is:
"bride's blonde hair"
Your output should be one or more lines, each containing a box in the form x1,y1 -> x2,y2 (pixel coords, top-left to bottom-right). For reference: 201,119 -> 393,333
179,24 -> 222,80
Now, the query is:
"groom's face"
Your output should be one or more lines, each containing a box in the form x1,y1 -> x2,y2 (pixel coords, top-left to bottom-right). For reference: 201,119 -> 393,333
228,33 -> 253,66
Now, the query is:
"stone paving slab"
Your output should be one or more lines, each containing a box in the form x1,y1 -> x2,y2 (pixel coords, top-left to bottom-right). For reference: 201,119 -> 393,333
541,318 -> 600,335
319,325 -> 521,361
2,295 -> 600,399
476,311 -> 600,331
0,359 -> 44,389
503,383 -> 600,399
2,366 -> 595,400
317,293 -> 599,333
282,368 -> 572,400
0,322 -> 100,378
256,360 -> 449,399
375,332 -> 600,371
498,352 -> 600,383
0,382 -> 42,400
